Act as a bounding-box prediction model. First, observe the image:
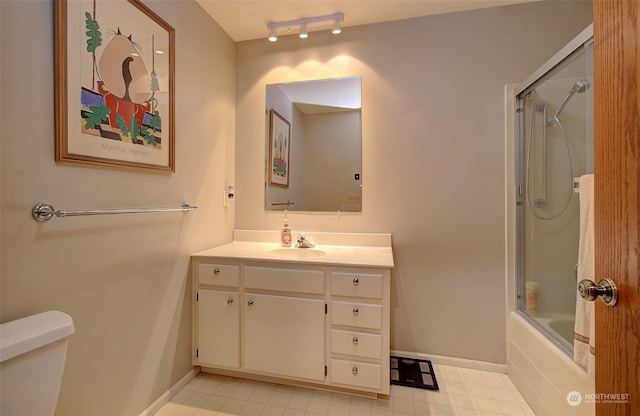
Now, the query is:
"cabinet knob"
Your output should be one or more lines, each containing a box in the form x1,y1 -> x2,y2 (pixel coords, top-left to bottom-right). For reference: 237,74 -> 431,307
352,307 -> 359,315
353,277 -> 359,286
227,298 -> 234,305
247,299 -> 254,306
213,268 -> 221,275
352,336 -> 359,344
352,367 -> 358,375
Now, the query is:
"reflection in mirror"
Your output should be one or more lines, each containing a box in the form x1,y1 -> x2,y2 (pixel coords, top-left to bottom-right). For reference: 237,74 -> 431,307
265,77 -> 362,212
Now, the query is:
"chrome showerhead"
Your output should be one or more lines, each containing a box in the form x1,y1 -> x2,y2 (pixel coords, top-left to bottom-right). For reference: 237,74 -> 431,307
551,79 -> 591,122
571,79 -> 591,94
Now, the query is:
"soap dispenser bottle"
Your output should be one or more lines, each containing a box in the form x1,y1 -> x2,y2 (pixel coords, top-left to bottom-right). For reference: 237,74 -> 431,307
281,210 -> 292,247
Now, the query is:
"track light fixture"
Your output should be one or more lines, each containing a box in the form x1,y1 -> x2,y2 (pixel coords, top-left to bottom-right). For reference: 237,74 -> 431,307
267,13 -> 344,42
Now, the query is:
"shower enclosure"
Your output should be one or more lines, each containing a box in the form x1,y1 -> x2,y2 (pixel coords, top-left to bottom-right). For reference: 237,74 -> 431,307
515,28 -> 593,356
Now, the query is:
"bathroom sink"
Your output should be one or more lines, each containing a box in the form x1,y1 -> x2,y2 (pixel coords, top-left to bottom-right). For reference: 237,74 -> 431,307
269,248 -> 327,258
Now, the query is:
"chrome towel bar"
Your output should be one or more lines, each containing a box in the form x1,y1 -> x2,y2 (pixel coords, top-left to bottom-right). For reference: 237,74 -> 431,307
32,201 -> 197,222
271,200 -> 295,207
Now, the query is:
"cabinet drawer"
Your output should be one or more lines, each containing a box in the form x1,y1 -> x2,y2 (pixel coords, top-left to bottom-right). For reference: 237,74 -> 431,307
244,266 -> 324,295
331,302 -> 382,329
330,359 -> 382,390
331,329 -> 382,360
331,272 -> 383,299
198,263 -> 240,288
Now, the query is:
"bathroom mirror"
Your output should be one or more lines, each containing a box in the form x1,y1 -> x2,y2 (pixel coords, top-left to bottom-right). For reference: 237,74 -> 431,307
265,76 -> 362,212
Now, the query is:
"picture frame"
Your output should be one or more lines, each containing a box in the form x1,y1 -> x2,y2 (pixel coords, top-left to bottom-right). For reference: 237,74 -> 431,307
268,109 -> 291,187
54,0 -> 175,173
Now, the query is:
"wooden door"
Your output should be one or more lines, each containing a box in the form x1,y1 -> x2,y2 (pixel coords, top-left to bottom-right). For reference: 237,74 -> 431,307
593,1 -> 640,414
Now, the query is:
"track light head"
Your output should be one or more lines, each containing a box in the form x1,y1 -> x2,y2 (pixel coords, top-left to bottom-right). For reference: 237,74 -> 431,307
299,25 -> 308,39
268,28 -> 278,42
332,20 -> 341,35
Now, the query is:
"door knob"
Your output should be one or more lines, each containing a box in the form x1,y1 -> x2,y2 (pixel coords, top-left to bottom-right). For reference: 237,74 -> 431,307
578,277 -> 618,307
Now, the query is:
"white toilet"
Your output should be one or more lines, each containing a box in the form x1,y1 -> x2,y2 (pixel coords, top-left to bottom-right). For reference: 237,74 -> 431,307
0,310 -> 75,416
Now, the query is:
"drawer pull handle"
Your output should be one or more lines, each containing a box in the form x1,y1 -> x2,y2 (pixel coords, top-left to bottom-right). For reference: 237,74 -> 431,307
353,307 -> 359,315
227,298 -> 234,305
352,367 -> 358,375
353,277 -> 359,286
352,336 -> 359,344
213,268 -> 221,275
247,299 -> 254,306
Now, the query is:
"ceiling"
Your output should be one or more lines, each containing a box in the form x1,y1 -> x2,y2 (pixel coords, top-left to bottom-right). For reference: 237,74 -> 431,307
195,0 -> 537,42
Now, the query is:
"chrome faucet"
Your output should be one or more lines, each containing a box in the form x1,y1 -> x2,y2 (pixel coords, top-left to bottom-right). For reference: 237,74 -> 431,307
295,233 -> 315,248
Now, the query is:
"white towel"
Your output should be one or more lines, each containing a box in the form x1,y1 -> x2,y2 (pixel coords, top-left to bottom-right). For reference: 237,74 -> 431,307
574,174 -> 595,377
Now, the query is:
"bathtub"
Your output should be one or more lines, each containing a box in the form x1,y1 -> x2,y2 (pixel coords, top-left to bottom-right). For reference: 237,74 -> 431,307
533,312 -> 575,352
507,312 -> 594,416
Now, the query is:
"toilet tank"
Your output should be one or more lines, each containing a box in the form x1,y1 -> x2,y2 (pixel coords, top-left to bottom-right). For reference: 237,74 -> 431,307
0,310 -> 75,416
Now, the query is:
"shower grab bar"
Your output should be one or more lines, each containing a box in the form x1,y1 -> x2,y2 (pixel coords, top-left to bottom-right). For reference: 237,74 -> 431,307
536,104 -> 549,207
31,201 -> 197,222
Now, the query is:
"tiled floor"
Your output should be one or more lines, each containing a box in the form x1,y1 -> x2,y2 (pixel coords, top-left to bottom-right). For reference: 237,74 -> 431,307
155,364 -> 535,416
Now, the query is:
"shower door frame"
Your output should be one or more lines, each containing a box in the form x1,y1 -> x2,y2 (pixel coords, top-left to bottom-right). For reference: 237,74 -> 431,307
514,24 -> 594,354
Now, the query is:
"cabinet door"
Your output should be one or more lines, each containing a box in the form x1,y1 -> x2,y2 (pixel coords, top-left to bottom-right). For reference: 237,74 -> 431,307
244,293 -> 325,381
197,289 -> 239,368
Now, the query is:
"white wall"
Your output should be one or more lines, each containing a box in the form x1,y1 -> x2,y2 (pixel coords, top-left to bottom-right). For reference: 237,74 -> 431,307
0,1 -> 235,415
235,1 -> 592,364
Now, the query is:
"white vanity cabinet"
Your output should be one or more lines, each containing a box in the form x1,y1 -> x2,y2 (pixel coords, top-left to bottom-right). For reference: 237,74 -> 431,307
192,234 -> 393,396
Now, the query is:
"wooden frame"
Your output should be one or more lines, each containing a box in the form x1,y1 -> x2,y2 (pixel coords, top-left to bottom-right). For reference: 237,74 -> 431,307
268,109 -> 291,187
54,0 -> 175,172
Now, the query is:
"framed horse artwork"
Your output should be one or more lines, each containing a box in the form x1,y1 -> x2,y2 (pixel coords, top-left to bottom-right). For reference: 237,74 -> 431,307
55,0 -> 175,172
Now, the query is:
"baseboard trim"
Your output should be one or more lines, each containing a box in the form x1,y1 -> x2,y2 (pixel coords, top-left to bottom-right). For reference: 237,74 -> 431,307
138,367 -> 199,416
391,350 -> 507,374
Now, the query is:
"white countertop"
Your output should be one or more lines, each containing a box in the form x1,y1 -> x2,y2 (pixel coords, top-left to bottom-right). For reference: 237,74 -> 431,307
192,231 -> 394,268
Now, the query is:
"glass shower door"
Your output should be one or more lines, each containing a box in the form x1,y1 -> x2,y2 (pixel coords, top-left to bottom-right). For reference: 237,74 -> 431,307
516,36 -> 593,355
